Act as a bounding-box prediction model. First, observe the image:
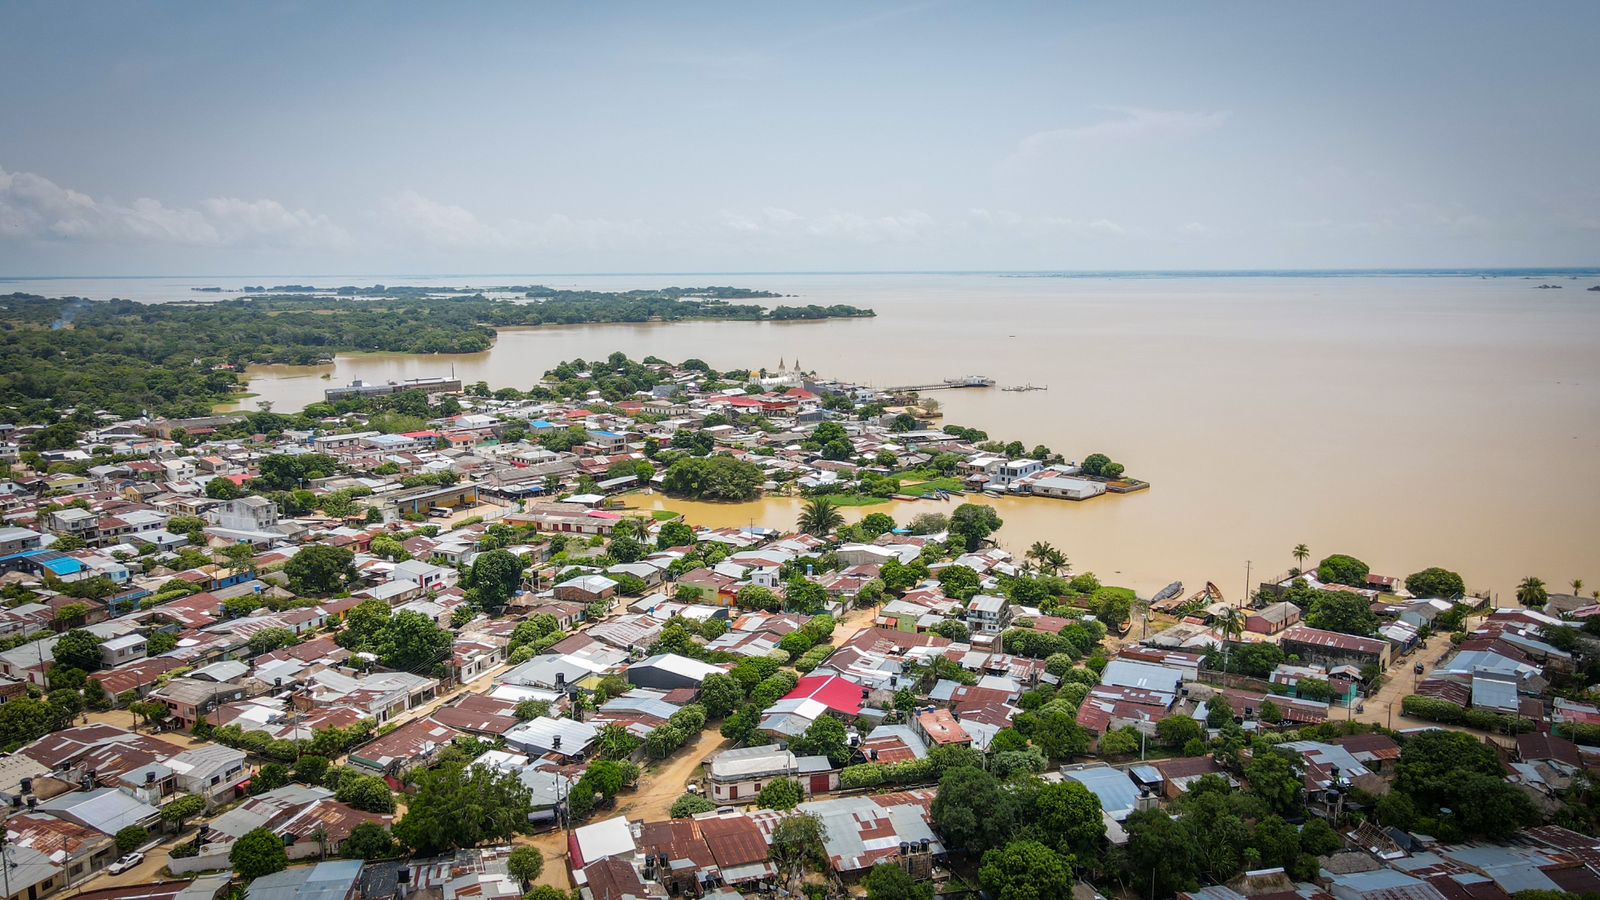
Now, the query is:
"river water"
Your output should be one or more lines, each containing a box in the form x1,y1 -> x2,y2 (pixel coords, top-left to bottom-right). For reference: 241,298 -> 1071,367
9,272 -> 1598,600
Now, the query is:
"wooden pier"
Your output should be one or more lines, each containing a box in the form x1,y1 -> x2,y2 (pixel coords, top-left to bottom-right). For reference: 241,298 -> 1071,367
881,376 -> 995,392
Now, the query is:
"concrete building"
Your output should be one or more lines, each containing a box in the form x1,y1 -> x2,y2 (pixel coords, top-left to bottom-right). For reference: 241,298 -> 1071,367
707,746 -> 836,803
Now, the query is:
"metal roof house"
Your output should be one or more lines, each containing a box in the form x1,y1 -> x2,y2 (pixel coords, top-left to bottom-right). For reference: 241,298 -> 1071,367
502,716 -> 599,761
626,653 -> 724,690
247,859 -> 363,900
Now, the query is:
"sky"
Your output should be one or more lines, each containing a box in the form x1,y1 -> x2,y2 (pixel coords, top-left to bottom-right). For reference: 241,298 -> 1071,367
1,1 -> 1597,275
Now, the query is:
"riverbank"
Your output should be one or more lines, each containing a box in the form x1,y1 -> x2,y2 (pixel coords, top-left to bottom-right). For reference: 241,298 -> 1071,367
24,271 -> 1593,602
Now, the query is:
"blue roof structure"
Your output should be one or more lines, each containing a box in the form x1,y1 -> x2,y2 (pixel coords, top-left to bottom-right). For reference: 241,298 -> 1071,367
1065,766 -> 1142,820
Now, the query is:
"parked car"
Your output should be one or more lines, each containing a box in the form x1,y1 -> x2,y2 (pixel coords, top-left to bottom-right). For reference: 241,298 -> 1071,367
1413,662 -> 1425,675
109,852 -> 145,875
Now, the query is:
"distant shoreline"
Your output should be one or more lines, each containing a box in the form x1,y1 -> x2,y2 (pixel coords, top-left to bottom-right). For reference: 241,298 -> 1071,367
4,266 -> 1599,283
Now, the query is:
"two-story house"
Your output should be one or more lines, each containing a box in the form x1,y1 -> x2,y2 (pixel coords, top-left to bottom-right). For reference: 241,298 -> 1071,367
965,595 -> 1013,635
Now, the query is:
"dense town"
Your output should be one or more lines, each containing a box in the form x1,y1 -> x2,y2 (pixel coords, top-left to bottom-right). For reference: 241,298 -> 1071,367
0,355 -> 1594,900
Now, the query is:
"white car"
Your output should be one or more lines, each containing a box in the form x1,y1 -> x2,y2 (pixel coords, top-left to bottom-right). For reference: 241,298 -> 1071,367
108,853 -> 144,875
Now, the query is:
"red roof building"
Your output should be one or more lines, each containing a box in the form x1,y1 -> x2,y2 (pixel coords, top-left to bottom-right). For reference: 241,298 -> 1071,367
781,675 -> 865,717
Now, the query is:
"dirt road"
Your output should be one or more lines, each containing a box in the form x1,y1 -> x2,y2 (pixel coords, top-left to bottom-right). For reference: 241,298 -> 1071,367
615,728 -> 728,822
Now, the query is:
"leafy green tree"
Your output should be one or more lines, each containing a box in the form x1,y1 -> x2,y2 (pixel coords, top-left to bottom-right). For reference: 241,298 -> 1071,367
146,631 -> 178,655
1315,554 -> 1370,587
231,827 -> 289,879
161,793 -> 207,828
514,700 -> 551,721
656,522 -> 695,549
293,755 -> 330,785
248,628 -> 297,657
115,825 -> 148,854
1375,791 -> 1416,829
1098,727 -> 1141,757
757,777 -> 804,810
859,512 -> 897,536
469,549 -> 526,610
660,456 -> 763,501
791,715 -> 851,767
863,862 -> 934,900
1305,592 -> 1378,636
979,841 -> 1073,900
768,812 -> 830,889
370,534 -> 410,561
670,793 -> 716,818
393,763 -> 534,854
1156,715 -> 1203,749
3,697 -> 66,750
507,846 -> 544,886
336,774 -> 396,812
379,611 -> 453,673
54,628 -> 104,672
342,822 -> 397,860
1080,453 -> 1117,478
930,767 -> 1017,856
948,503 -> 1002,551
1034,779 -> 1105,859
1031,706 -> 1090,760
938,565 -> 981,600
608,535 -> 644,563
1123,809 -> 1200,898
1404,567 -> 1465,599
1298,817 -> 1342,856
698,673 -> 745,719
249,763 -> 291,795
128,700 -> 170,732
285,544 -> 355,595
1244,750 -> 1302,815
783,578 -> 829,614
340,599 -> 392,650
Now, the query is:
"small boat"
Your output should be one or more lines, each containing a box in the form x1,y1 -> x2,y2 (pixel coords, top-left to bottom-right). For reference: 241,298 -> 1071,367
1001,383 -> 1048,392
1186,581 -> 1224,607
1148,581 -> 1184,611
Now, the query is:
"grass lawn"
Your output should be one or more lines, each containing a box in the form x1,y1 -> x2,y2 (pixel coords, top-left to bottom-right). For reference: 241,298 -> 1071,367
815,493 -> 892,507
890,466 -> 965,497
649,509 -> 682,521
895,476 -> 965,497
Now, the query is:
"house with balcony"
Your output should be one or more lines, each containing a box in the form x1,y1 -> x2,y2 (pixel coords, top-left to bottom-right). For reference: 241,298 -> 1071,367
965,595 -> 1012,635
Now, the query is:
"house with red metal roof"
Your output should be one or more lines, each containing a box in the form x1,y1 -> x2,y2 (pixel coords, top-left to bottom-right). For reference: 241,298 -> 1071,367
758,674 -> 865,738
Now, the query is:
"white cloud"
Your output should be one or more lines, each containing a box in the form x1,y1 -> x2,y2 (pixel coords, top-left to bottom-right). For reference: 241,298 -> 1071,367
379,190 -> 509,248
1007,106 -> 1231,167
377,191 -> 658,255
0,165 -> 346,249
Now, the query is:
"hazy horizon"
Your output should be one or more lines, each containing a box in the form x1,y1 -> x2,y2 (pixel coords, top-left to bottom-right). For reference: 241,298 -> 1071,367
4,2 -> 1598,275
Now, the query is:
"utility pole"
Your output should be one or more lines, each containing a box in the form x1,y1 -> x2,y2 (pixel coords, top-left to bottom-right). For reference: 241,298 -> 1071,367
1243,560 -> 1252,608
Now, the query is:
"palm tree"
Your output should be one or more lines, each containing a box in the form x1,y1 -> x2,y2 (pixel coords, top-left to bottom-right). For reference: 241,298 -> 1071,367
1572,578 -> 1585,596
1027,541 -> 1066,574
1292,544 -> 1310,575
1027,541 -> 1054,567
1517,576 -> 1549,608
1216,607 -> 1244,674
798,498 -> 844,537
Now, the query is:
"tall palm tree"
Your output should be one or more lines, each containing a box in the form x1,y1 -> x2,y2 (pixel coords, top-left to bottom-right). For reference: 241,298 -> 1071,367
1517,576 -> 1548,608
798,497 -> 844,537
1571,578 -> 1585,596
1027,541 -> 1054,567
1026,541 -> 1066,574
1292,544 -> 1310,575
1216,607 -> 1244,673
